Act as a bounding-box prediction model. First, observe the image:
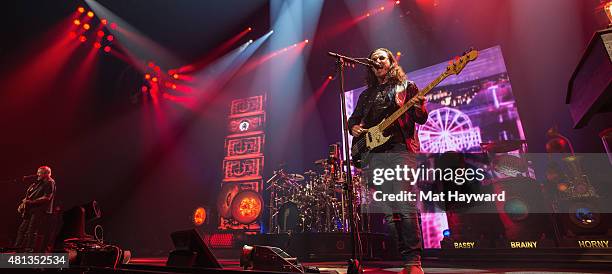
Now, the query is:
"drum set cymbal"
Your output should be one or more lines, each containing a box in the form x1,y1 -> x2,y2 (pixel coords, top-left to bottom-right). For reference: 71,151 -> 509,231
481,140 -> 525,153
286,173 -> 305,182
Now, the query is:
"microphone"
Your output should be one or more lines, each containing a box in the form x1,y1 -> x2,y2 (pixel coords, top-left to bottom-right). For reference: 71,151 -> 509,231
328,52 -> 381,69
356,57 -> 382,69
22,175 -> 37,181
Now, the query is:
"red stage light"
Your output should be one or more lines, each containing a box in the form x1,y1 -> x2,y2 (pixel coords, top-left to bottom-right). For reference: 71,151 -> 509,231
148,62 -> 155,68
172,73 -> 179,79
110,22 -> 117,29
73,19 -> 80,26
230,191 -> 263,225
87,11 -> 94,18
94,42 -> 101,49
380,6 -> 385,11
192,207 -> 206,226
206,233 -> 234,249
68,31 -> 77,39
366,13 -> 371,17
396,0 -> 400,4
606,1 -> 612,25
106,35 -> 114,41
79,35 -> 87,42
101,19 -> 108,25
152,77 -> 158,82
248,27 -> 252,31
83,23 -> 90,30
145,74 -> 151,80
171,84 -> 177,89
97,30 -> 105,37
103,46 -> 111,52
77,6 -> 85,13
328,75 -> 333,80
141,85 -> 148,92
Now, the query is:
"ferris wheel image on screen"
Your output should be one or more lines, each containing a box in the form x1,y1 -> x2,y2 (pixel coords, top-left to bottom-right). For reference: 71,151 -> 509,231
417,107 -> 482,153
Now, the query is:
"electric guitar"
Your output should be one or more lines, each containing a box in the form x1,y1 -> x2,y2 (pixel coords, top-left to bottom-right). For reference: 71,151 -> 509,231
351,49 -> 479,166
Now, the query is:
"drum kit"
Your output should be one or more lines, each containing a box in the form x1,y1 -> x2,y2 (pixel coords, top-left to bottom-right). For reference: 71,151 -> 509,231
268,144 -> 364,233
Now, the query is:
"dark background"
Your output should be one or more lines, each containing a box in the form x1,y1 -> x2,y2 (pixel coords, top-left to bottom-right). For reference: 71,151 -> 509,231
0,0 -> 610,255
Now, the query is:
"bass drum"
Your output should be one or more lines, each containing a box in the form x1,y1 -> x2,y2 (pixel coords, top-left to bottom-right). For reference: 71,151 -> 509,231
278,202 -> 302,233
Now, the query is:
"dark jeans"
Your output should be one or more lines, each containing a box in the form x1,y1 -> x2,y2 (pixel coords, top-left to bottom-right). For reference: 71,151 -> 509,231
366,143 -> 423,265
15,211 -> 48,252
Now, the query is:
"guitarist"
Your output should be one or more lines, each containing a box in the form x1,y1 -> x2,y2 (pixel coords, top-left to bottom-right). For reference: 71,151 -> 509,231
348,48 -> 427,274
15,166 -> 56,252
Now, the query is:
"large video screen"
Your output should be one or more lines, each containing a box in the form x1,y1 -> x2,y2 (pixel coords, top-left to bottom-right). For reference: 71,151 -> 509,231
344,45 -> 526,248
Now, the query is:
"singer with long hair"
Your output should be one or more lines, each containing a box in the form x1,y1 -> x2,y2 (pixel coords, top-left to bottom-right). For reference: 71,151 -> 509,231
348,48 -> 428,274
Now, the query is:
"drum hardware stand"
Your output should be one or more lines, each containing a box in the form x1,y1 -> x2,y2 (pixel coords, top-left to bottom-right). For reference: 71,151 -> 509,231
328,51 -> 373,274
266,170 -> 283,234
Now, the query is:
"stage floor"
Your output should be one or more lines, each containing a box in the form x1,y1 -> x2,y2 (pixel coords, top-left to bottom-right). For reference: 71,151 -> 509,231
128,257 -> 611,274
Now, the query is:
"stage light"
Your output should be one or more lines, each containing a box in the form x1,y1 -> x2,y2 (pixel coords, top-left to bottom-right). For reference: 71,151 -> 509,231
68,31 -> 77,39
94,42 -> 101,49
73,19 -> 80,26
110,22 -> 117,30
101,19 -> 107,25
443,229 -> 451,237
396,0 -> 400,4
380,6 -> 385,11
366,13 -> 371,17
269,30 -> 274,34
145,74 -> 151,80
148,61 -> 155,68
171,84 -> 177,90
97,30 -> 105,37
192,207 -> 207,226
557,182 -> 569,192
106,35 -> 114,41
103,46 -> 111,53
576,207 -> 594,225
230,191 -> 262,225
328,75 -> 333,80
304,39 -> 309,43
83,23 -> 90,30
141,86 -> 148,92
87,11 -> 94,18
248,27 -> 252,31
152,77 -> 158,82
172,73 -> 179,79
77,6 -> 85,13
79,35 -> 87,42
397,51 -> 402,56
248,39 -> 253,44
605,1 -> 612,25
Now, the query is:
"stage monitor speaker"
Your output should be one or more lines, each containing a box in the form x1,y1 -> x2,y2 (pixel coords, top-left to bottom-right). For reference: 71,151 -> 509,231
240,245 -> 304,273
167,229 -> 221,269
78,245 -> 122,268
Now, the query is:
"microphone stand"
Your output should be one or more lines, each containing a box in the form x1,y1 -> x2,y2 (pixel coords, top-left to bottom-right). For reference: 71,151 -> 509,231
328,52 -> 372,274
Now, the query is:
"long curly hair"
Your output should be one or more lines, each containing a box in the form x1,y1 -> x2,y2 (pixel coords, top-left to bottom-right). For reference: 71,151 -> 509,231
366,48 -> 406,88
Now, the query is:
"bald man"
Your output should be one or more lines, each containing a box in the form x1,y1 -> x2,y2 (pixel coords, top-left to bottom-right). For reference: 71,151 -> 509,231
15,166 -> 56,252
